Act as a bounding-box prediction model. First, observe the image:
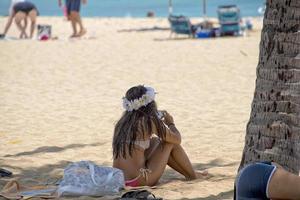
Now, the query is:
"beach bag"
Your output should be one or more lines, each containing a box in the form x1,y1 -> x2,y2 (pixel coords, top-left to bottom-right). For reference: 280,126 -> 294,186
57,161 -> 125,197
37,24 -> 51,40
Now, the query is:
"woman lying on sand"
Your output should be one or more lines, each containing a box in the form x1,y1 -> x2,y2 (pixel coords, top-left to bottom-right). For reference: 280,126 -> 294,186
113,85 -> 207,187
235,161 -> 300,199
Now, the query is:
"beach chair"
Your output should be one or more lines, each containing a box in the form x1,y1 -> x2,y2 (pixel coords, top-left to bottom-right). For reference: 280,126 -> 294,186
168,15 -> 195,38
217,5 -> 241,36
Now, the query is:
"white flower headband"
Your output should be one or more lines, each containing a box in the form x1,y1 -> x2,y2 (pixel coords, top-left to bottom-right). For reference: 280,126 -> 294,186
122,87 -> 156,112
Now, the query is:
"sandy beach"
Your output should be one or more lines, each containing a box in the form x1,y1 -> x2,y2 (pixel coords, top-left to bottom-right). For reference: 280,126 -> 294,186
0,17 -> 262,199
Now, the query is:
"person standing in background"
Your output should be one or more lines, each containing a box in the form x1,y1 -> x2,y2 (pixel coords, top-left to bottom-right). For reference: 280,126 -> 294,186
58,0 -> 87,38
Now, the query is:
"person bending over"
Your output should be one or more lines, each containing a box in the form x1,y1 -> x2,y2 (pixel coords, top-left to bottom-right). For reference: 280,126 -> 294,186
235,161 -> 300,200
1,0 -> 24,38
113,85 -> 207,187
1,1 -> 38,39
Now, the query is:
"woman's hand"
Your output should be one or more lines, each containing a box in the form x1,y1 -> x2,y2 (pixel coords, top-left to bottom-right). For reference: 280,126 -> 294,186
161,110 -> 174,126
159,110 -> 181,144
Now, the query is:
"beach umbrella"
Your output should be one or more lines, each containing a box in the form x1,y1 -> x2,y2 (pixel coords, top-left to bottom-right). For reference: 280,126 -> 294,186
168,0 -> 173,16
203,0 -> 207,19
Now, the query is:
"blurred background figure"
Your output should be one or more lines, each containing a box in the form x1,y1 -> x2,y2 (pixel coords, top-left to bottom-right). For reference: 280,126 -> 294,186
14,1 -> 38,38
58,0 -> 87,38
1,0 -> 38,39
1,0 -> 25,38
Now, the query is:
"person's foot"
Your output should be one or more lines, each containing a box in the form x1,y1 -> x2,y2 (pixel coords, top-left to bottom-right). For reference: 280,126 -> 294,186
186,170 -> 209,181
195,170 -> 209,179
69,33 -> 77,38
77,28 -> 87,37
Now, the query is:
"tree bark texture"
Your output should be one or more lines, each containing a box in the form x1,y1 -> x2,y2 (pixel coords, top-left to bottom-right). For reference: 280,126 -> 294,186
239,0 -> 300,173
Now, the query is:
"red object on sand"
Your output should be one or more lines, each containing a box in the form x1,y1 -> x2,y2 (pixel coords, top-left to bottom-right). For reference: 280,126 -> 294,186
40,35 -> 49,41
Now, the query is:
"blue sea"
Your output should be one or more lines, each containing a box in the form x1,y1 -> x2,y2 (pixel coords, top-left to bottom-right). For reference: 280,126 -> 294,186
0,0 -> 264,17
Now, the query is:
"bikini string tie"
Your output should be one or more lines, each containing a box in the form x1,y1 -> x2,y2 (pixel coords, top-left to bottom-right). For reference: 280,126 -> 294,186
139,168 -> 152,183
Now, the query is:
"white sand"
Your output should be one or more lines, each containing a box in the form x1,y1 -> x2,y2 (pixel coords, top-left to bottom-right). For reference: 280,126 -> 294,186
0,17 -> 263,199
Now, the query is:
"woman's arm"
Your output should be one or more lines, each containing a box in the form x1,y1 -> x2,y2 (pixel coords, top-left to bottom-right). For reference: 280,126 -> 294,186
164,123 -> 181,145
154,111 -> 181,145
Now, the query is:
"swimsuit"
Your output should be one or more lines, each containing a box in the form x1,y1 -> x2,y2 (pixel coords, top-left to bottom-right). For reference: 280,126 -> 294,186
235,162 -> 277,200
125,168 -> 152,187
132,140 -> 150,150
13,1 -> 38,14
9,0 -> 25,15
66,0 -> 81,15
124,139 -> 151,187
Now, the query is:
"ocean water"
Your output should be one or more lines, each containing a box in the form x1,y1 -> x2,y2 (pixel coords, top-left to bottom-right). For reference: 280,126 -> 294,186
0,0 -> 265,17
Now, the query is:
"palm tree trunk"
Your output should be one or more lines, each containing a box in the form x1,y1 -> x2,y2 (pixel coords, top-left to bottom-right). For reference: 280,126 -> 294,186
239,0 -> 300,173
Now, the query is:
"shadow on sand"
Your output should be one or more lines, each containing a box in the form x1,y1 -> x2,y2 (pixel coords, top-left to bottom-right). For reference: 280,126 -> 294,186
192,158 -> 239,170
117,25 -> 200,41
1,142 -> 107,187
161,158 -> 238,184
174,189 -> 234,200
118,26 -> 170,33
3,142 -> 105,158
1,156 -> 236,199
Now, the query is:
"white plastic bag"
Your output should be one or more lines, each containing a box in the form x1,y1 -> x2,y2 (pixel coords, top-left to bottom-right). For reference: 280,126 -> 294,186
37,24 -> 51,40
57,161 -> 125,197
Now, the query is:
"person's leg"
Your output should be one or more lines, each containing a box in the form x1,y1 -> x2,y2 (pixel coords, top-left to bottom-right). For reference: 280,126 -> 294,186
145,138 -> 190,178
146,138 -> 206,181
75,13 -> 86,36
66,0 -> 77,37
167,153 -> 191,178
3,11 -> 16,35
73,0 -> 85,36
19,17 -> 28,38
268,167 -> 300,199
28,10 -> 37,38
14,12 -> 28,38
69,11 -> 78,37
168,144 -> 198,180
142,142 -> 174,186
70,11 -> 86,37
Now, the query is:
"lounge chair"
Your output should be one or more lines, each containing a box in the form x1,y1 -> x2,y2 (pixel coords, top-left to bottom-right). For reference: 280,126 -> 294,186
168,15 -> 196,38
217,5 -> 241,36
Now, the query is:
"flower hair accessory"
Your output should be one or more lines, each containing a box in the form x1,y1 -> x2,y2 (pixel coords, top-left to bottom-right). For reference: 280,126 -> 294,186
122,87 -> 156,111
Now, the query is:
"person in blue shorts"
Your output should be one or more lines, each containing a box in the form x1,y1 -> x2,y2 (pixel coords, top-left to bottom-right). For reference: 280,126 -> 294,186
235,161 -> 300,200
1,0 -> 38,39
58,0 -> 87,38
13,1 -> 38,38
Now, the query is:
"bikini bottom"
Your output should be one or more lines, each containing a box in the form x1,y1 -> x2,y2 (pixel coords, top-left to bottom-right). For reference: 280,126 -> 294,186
125,168 -> 152,187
